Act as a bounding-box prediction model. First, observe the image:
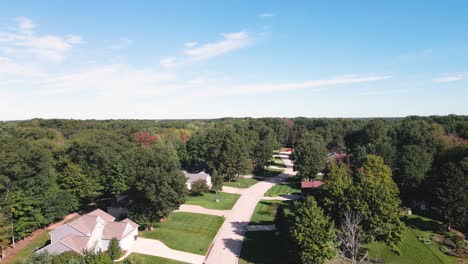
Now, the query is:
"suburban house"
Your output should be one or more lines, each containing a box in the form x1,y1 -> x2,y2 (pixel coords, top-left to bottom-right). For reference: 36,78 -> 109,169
301,180 -> 324,197
183,171 -> 212,190
36,209 -> 139,255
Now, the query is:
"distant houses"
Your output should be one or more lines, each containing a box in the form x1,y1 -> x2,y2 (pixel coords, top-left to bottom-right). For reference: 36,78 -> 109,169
36,209 -> 139,255
183,171 -> 212,190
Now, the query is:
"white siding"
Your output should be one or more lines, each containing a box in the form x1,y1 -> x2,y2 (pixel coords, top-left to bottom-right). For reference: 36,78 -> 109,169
87,217 -> 106,251
119,228 -> 138,251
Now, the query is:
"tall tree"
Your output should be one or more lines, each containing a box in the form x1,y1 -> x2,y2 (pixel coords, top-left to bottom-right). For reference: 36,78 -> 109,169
352,155 -> 404,250
433,159 -> 468,231
396,144 -> 433,198
127,143 -> 188,228
252,125 -> 278,171
287,196 -> 337,264
292,132 -> 327,180
320,161 -> 353,221
205,127 -> 250,182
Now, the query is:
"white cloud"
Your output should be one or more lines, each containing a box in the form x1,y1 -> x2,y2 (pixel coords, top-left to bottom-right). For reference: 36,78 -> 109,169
184,41 -> 198,48
432,73 -> 468,83
109,38 -> 133,50
32,64 -> 173,97
16,17 -> 35,31
0,56 -> 43,76
184,31 -> 251,61
0,17 -> 83,62
259,13 -> 275,18
201,75 -> 392,96
159,57 -> 178,68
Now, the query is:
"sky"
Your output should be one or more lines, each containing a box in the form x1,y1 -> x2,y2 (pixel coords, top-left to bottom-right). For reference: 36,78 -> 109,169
0,0 -> 467,120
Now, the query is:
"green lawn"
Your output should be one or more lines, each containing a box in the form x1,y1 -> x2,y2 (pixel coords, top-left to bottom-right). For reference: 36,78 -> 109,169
367,215 -> 459,264
239,231 -> 287,264
185,191 -> 240,210
254,167 -> 284,177
269,156 -> 286,168
265,182 -> 300,197
118,253 -> 188,264
250,200 -> 289,225
5,231 -> 50,264
140,212 -> 224,255
223,178 -> 263,188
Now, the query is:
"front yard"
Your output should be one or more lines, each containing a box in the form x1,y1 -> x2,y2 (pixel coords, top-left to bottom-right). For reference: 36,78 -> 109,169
265,182 -> 300,197
3,231 -> 50,264
185,191 -> 240,210
140,212 -> 224,255
223,178 -> 263,188
239,231 -> 287,264
250,200 -> 290,225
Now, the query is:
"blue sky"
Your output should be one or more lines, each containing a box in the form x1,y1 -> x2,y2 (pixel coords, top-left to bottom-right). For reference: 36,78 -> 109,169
0,0 -> 467,120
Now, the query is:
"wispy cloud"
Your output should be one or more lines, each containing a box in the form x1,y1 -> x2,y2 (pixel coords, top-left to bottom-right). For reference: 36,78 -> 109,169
159,57 -> 178,68
0,17 -> 83,63
109,38 -> 133,50
259,13 -> 275,18
432,73 -> 468,83
201,75 -> 392,96
32,64 -> 173,97
184,31 -> 251,61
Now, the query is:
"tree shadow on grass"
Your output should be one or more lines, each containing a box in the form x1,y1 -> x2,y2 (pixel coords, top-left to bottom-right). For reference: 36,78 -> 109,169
402,216 -> 443,232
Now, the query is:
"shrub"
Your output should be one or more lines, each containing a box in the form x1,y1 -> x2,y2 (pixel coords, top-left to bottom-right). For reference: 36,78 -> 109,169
123,254 -> 144,264
108,237 -> 121,260
191,179 -> 209,194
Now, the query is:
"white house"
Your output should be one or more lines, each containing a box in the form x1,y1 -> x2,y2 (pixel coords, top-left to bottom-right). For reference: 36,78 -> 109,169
36,209 -> 139,255
183,171 -> 212,190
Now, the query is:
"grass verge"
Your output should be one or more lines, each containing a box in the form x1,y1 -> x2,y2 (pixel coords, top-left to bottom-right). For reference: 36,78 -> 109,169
223,178 -> 263,188
265,183 -> 300,197
250,200 -> 289,225
118,253 -> 188,264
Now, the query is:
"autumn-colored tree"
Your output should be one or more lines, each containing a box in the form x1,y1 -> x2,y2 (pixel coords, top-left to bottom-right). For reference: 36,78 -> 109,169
134,131 -> 159,146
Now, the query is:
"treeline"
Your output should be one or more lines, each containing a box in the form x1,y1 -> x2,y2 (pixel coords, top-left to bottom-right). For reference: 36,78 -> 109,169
0,115 -> 466,248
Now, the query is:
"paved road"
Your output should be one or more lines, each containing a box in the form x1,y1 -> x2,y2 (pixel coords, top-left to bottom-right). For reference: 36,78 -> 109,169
204,152 -> 296,264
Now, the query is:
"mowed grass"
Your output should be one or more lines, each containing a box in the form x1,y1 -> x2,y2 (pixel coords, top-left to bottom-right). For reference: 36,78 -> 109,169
141,212 -> 224,255
239,231 -> 287,264
250,200 -> 289,225
254,167 -> 284,178
5,231 -> 50,264
367,214 -> 458,264
185,191 -> 240,210
269,156 -> 286,168
223,177 -> 263,188
265,182 -> 300,197
118,253 -> 188,264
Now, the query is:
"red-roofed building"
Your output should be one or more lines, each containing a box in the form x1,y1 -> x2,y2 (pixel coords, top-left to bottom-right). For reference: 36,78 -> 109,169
301,180 -> 324,197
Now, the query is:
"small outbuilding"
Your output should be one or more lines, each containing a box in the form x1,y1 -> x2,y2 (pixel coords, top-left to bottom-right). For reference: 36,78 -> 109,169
301,180 -> 324,197
183,171 -> 212,190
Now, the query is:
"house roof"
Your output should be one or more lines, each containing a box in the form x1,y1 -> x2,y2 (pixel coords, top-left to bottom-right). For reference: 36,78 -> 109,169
121,218 -> 140,229
60,235 -> 91,253
301,180 -> 324,189
68,215 -> 99,234
183,171 -> 210,183
86,208 -> 115,223
102,222 -> 130,240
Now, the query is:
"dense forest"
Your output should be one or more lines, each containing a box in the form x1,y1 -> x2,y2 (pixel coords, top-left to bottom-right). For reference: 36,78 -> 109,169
0,115 -> 467,255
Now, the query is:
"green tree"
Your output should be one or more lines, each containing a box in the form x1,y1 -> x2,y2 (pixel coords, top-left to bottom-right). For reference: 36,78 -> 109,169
288,196 -> 337,264
127,143 -> 188,228
320,161 -> 353,222
205,127 -> 250,182
352,155 -> 404,249
123,254 -> 144,264
434,159 -> 468,230
252,126 -> 278,171
292,132 -> 327,180
186,132 -> 208,171
396,144 -> 433,198
107,238 -> 121,260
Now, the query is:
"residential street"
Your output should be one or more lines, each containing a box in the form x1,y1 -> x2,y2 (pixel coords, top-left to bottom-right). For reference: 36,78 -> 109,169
204,151 -> 295,264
